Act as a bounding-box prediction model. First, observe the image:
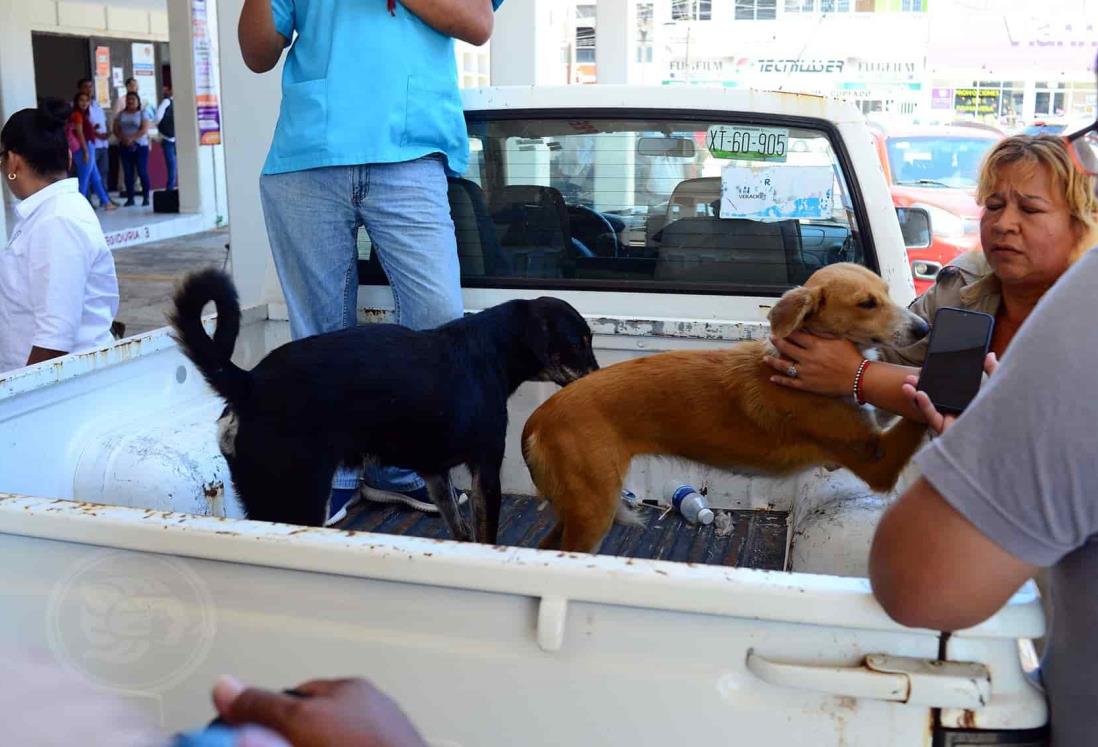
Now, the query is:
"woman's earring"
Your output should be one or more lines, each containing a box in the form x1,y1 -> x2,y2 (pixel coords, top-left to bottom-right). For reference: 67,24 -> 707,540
5,173 -> 14,181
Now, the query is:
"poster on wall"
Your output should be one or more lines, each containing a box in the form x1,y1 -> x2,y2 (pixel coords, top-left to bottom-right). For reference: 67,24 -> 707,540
94,46 -> 111,106
95,46 -> 110,78
931,87 -> 954,110
192,0 -> 222,145
132,42 -> 158,118
954,88 -> 1000,116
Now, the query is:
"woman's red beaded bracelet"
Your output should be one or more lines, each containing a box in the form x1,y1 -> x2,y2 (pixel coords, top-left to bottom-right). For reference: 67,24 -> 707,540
853,359 -> 872,406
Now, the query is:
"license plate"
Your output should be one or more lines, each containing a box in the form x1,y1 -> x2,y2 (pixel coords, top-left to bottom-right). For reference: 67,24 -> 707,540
707,125 -> 789,163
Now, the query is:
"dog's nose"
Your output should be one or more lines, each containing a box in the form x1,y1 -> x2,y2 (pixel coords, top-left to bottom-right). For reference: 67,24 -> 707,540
909,315 -> 930,340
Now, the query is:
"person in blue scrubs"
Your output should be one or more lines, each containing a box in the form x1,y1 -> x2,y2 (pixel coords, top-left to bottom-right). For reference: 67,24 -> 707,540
239,0 -> 503,524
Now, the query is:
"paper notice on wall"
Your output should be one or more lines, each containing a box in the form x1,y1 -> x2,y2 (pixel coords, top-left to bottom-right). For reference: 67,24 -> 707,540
95,78 -> 111,107
112,66 -> 124,86
132,42 -> 158,116
720,165 -> 835,222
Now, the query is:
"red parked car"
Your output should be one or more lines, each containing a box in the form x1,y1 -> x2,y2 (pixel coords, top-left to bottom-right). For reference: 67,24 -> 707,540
870,125 -> 1002,294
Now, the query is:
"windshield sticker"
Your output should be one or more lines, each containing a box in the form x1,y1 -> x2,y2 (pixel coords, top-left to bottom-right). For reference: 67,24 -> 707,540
720,165 -> 834,221
707,125 -> 789,163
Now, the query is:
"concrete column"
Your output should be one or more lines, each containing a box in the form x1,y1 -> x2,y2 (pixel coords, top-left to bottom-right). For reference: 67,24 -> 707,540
165,0 -> 202,215
596,0 -> 637,84
1022,79 -> 1038,123
166,0 -> 228,224
0,0 -> 35,130
648,0 -> 674,85
490,0 -> 567,86
215,0 -> 284,309
0,0 -> 37,238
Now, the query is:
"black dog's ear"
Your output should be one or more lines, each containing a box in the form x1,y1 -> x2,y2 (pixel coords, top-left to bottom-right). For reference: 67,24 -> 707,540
524,299 -> 553,366
768,286 -> 820,338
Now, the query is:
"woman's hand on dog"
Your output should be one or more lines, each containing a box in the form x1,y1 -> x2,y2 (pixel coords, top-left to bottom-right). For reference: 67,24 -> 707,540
901,353 -> 999,435
764,332 -> 864,397
213,675 -> 427,747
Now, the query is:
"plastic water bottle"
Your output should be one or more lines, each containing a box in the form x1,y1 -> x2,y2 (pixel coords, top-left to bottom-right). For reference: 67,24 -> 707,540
620,488 -> 641,508
664,481 -> 714,525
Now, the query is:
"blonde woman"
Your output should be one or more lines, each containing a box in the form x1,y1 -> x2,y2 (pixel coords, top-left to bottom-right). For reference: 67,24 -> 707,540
868,104 -> 1098,743
762,135 -> 1098,421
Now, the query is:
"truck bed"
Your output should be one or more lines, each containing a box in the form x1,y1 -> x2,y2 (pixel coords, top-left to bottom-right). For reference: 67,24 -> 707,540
341,494 -> 788,570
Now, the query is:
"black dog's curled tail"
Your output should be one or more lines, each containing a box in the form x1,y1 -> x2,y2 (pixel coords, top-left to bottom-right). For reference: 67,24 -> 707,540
168,268 -> 249,406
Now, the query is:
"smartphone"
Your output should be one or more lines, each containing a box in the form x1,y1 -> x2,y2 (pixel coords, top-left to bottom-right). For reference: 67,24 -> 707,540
917,307 -> 995,415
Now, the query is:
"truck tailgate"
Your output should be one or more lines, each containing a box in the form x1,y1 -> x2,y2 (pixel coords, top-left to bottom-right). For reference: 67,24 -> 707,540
0,494 -> 1043,745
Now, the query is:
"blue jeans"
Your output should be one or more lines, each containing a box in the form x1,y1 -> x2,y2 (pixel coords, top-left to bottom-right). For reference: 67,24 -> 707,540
120,143 -> 150,201
162,139 -> 177,189
94,142 -> 109,196
74,144 -> 110,206
260,155 -> 462,491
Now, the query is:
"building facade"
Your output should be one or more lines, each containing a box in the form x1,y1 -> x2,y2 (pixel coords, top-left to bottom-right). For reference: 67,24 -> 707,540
558,0 -> 1097,127
0,0 -> 494,244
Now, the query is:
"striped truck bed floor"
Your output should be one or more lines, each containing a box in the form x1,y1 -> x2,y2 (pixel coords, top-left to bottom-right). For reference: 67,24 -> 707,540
340,493 -> 788,570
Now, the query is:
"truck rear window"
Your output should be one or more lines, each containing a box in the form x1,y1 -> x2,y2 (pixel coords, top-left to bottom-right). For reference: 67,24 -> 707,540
360,114 -> 869,296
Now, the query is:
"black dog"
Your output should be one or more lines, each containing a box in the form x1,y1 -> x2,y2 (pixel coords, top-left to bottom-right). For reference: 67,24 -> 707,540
169,269 -> 598,542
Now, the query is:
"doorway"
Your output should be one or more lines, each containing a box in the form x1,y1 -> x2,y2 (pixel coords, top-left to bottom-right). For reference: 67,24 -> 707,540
32,32 -> 91,105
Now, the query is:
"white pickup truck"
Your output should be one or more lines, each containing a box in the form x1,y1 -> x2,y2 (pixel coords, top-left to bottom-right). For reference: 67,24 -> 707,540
0,86 -> 1047,746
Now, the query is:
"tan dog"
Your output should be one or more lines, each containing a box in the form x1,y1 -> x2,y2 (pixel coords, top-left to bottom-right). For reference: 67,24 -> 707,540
522,263 -> 930,553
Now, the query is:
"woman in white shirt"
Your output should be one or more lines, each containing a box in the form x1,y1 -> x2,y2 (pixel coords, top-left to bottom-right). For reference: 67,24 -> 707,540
0,99 -> 119,373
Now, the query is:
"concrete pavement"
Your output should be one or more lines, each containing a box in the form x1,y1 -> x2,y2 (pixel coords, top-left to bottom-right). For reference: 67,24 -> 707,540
112,228 -> 231,336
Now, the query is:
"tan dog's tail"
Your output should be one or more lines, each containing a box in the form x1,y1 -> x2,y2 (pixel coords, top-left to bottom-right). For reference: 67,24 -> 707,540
521,428 -> 562,549
521,429 -> 550,496
522,419 -> 646,553
523,425 -> 646,515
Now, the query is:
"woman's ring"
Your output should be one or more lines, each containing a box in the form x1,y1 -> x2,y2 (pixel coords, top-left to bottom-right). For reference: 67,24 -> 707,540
787,365 -> 798,379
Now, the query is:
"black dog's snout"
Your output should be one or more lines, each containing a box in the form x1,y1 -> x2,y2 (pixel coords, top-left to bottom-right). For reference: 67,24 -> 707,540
909,315 -> 930,340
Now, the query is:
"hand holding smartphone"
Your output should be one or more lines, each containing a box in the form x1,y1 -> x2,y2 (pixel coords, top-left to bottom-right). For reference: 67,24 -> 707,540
916,307 -> 995,415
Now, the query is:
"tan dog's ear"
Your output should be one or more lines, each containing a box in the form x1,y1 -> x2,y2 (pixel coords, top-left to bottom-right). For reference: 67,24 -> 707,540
768,286 -> 820,338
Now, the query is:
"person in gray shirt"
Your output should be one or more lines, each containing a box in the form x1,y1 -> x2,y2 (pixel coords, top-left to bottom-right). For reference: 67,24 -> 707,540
870,114 -> 1098,745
